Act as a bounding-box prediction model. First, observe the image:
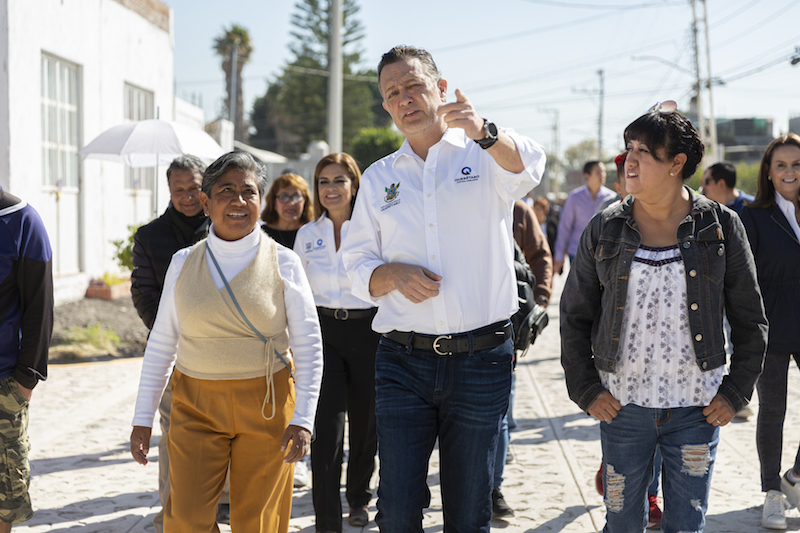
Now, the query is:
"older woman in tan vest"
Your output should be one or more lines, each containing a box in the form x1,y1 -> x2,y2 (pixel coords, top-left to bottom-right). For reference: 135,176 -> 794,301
129,151 -> 323,533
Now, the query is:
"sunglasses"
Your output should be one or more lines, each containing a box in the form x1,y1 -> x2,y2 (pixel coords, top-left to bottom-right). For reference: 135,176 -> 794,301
647,100 -> 678,114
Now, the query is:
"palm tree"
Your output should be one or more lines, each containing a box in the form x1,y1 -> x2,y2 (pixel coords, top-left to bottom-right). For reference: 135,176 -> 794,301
213,25 -> 252,142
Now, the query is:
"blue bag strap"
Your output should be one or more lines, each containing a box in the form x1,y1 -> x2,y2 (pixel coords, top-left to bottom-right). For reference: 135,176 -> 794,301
206,245 -> 295,381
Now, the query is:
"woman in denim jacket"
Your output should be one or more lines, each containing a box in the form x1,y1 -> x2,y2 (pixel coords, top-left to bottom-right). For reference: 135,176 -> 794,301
739,133 -> 800,530
561,104 -> 767,533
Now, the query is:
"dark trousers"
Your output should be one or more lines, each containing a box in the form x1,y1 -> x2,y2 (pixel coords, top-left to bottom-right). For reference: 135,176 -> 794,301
374,335 -> 513,533
312,313 -> 380,532
757,349 -> 800,492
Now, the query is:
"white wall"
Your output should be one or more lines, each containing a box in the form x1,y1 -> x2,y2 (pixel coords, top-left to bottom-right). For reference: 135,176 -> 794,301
1,0 -> 174,302
174,96 -> 205,130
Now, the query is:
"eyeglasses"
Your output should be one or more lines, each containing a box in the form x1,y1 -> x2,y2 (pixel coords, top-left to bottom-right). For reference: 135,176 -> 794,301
647,100 -> 678,115
277,193 -> 304,204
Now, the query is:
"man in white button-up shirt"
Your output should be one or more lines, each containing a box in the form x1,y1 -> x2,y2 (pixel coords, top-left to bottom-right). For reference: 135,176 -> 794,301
342,45 -> 546,532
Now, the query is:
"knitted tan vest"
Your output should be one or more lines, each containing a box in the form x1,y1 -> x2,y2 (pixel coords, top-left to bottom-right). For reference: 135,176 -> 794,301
174,234 -> 291,381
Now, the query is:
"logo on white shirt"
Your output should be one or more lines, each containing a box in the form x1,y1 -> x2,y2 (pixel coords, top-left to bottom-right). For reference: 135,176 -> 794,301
304,238 -> 326,252
381,182 -> 401,211
455,166 -> 479,183
384,182 -> 400,202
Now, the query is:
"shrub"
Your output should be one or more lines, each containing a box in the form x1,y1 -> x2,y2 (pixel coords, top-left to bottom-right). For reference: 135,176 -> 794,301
349,127 -> 404,172
111,224 -> 141,272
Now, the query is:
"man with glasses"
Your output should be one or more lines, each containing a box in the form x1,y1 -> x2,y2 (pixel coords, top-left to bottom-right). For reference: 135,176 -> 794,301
130,155 -> 220,531
701,161 -> 754,214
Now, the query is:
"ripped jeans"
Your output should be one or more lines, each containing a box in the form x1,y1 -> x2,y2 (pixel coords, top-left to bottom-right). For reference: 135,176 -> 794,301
600,404 -> 719,533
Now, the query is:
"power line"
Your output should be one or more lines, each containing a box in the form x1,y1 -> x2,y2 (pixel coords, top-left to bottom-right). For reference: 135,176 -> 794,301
713,0 -> 798,49
430,10 -> 619,53
716,34 -> 800,76
518,0 -> 683,8
708,0 -> 762,28
723,54 -> 796,83
175,66 -> 377,88
464,36 -> 678,94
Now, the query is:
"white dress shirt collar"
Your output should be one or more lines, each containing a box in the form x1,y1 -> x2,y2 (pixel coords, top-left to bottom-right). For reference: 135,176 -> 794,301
393,129 -> 469,167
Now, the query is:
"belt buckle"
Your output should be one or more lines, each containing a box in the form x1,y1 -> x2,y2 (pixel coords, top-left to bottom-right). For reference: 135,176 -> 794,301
432,335 -> 453,356
334,309 -> 349,320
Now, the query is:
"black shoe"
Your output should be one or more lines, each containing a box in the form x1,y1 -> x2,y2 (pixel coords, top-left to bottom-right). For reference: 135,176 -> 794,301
348,505 -> 369,526
216,502 -> 230,525
492,488 -> 514,518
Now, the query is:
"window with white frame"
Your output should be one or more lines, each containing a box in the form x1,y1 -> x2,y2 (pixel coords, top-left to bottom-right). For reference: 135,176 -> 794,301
123,83 -> 155,191
41,55 -> 80,188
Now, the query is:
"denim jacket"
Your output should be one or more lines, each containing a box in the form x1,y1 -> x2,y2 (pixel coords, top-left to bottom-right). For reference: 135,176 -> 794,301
560,187 -> 767,413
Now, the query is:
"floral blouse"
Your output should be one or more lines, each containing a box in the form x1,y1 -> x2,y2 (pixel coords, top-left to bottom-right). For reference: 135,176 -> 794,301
599,245 -> 724,408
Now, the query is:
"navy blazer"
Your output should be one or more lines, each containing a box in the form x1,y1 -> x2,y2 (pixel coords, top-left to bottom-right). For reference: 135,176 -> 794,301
740,204 -> 800,352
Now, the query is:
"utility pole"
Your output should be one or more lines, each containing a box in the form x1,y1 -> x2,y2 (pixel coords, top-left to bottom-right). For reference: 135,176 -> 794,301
539,108 -> 561,195
572,71 -> 604,160
700,0 -> 718,163
690,0 -> 707,166
327,0 -> 343,154
229,37 -> 239,137
597,69 -> 604,160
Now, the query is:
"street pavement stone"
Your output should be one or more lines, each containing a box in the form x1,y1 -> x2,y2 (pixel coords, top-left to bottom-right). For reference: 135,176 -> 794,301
16,273 -> 800,532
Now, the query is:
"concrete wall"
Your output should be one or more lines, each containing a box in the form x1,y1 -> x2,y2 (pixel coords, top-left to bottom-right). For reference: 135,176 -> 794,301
174,96 -> 205,130
0,0 -> 173,302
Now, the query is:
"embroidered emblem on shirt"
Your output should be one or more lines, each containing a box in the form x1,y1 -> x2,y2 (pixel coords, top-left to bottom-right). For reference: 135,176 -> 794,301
384,182 -> 400,202
455,166 -> 479,183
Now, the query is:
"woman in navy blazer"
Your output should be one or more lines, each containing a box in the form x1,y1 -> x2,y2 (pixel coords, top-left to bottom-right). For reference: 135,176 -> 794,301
739,132 -> 800,530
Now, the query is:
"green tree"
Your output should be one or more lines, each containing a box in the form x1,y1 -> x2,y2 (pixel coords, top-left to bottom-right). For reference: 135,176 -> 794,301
735,161 -> 760,196
349,127 -> 404,171
214,25 -> 252,142
249,0 -> 390,158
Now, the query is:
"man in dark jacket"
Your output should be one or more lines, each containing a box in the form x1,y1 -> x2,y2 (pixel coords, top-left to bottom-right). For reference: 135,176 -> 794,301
132,155 -> 209,329
131,155 -> 210,532
0,185 -> 52,531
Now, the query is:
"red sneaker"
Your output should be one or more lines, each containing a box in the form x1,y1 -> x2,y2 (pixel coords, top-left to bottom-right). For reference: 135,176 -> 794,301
647,494 -> 662,529
595,462 -> 604,495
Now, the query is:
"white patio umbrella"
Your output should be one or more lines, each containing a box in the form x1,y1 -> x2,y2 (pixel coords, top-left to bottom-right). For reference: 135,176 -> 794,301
79,119 -> 225,215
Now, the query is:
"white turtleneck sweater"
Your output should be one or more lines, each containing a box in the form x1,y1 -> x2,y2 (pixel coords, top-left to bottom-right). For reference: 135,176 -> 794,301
132,225 -> 323,432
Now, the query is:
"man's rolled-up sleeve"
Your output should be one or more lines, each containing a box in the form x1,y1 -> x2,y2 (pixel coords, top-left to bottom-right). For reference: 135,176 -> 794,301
492,128 -> 546,202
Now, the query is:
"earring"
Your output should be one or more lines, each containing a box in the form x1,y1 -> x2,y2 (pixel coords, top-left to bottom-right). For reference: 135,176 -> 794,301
670,172 -> 674,176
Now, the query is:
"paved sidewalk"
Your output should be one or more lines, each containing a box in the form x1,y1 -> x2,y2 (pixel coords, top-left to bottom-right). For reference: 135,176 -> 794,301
17,274 -> 800,532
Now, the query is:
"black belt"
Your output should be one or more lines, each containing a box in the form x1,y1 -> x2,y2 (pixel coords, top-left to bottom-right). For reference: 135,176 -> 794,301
317,307 -> 377,321
383,321 -> 512,356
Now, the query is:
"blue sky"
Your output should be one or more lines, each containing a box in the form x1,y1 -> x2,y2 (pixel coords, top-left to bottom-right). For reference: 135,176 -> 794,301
165,0 -> 800,158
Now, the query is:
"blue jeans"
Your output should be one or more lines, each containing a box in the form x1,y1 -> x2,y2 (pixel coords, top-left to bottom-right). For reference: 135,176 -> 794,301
374,334 -> 513,533
493,411 -> 509,489
648,446 -> 662,496
507,371 -> 517,430
601,404 -> 719,533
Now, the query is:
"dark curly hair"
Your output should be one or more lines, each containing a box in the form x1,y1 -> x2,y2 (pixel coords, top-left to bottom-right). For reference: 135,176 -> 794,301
624,109 -> 704,181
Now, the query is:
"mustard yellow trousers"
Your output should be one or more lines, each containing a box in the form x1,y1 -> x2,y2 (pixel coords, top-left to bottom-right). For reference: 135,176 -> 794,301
165,368 -> 295,533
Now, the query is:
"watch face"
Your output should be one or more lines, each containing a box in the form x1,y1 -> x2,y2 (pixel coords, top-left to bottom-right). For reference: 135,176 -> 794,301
487,122 -> 498,138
